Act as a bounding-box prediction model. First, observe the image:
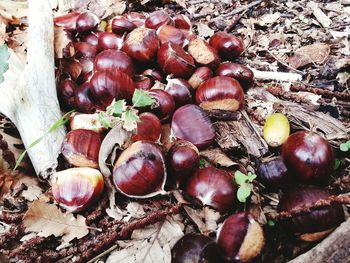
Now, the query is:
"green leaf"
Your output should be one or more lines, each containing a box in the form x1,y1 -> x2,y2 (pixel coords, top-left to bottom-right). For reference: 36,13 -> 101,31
14,110 -> 75,170
340,142 -> 349,152
0,44 -> 10,84
122,109 -> 139,131
106,100 -> 126,117
237,185 -> 251,203
267,219 -> 275,227
334,159 -> 341,170
199,159 -> 206,168
247,172 -> 257,182
234,170 -> 247,186
132,89 -> 156,108
98,112 -> 113,129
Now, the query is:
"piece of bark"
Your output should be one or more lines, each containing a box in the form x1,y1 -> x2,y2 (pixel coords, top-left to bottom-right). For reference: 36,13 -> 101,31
289,218 -> 350,263
0,0 -> 64,180
247,88 -> 349,143
307,1 -> 332,28
214,110 -> 268,157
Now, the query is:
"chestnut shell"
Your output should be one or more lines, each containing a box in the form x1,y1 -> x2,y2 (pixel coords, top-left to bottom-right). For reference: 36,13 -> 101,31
277,185 -> 344,236
281,131 -> 334,184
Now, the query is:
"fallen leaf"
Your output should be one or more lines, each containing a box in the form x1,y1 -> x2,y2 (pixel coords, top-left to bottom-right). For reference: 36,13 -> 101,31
54,27 -> 72,59
288,43 -> 330,69
106,215 -> 184,263
197,23 -> 214,38
106,201 -> 146,222
23,201 -> 89,243
184,206 -> 220,234
200,148 -> 243,169
73,0 -> 126,19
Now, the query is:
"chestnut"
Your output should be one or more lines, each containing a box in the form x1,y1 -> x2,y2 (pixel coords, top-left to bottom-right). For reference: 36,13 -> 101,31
157,25 -> 186,46
281,131 -> 334,184
134,75 -> 154,90
75,12 -> 99,33
97,32 -> 123,51
122,27 -> 159,63
145,10 -> 174,30
167,140 -> 199,187
74,42 -> 97,58
113,141 -> 167,198
54,12 -> 81,32
90,70 -> 135,109
173,14 -> 191,30
277,185 -> 345,241
263,113 -> 290,148
110,16 -> 136,35
62,59 -> 83,81
81,32 -> 100,46
216,62 -> 254,91
217,212 -> 265,262
58,79 -> 77,109
147,89 -> 176,122
131,112 -> 161,142
209,32 -> 244,61
94,50 -> 134,76
74,82 -> 99,113
51,167 -> 104,212
142,68 -> 164,82
61,129 -> 102,168
171,233 -> 221,263
188,66 -> 213,90
171,104 -> 215,149
196,76 -> 245,112
186,167 -> 237,212
157,42 -> 195,79
124,12 -> 146,27
188,38 -> 220,69
70,113 -> 105,133
257,156 -> 291,189
164,78 -> 193,107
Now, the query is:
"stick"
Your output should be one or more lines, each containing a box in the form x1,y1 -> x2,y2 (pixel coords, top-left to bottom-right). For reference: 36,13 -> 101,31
248,67 -> 303,82
307,1 -> 332,28
0,0 -> 65,180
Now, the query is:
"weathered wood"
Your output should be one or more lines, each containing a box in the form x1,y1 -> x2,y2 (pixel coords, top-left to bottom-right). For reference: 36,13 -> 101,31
289,218 -> 350,263
0,0 -> 64,179
214,110 -> 268,157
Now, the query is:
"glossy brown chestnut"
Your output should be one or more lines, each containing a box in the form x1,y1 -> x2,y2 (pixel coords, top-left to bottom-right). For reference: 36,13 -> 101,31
157,25 -> 186,46
61,129 -> 102,168
167,140 -> 199,187
164,78 -> 193,107
188,38 -> 220,69
257,156 -> 291,189
217,212 -> 265,262
90,70 -> 135,108
54,12 -> 81,32
113,141 -> 167,198
157,42 -> 195,79
58,79 -> 77,109
70,113 -> 105,133
188,66 -> 213,90
171,233 -> 221,263
74,42 -> 97,58
142,68 -> 164,82
94,50 -> 134,76
186,167 -> 237,212
171,104 -> 215,149
52,167 -> 104,212
61,59 -> 83,81
74,82 -> 98,113
196,76 -> 245,112
81,32 -> 100,46
145,10 -> 174,30
281,131 -> 334,184
124,12 -> 146,27
216,62 -> 254,91
131,112 -> 161,142
209,32 -> 244,61
277,185 -> 344,241
122,27 -> 159,63
134,75 -> 154,90
75,12 -> 99,33
97,32 -> 123,51
147,89 -> 176,122
110,16 -> 136,35
173,14 -> 191,30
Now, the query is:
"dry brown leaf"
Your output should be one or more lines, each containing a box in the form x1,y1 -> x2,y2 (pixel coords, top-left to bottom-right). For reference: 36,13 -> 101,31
288,43 -> 330,69
106,215 -> 184,263
197,23 -> 214,38
54,26 -> 72,59
73,0 -> 126,19
200,148 -> 243,169
23,200 -> 89,243
184,206 -> 220,234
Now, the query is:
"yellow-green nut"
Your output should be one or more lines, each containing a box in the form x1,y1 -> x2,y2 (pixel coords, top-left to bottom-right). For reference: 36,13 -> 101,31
263,113 -> 290,147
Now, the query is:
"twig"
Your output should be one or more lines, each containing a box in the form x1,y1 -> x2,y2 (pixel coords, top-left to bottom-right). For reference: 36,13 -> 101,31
222,0 -> 263,18
291,85 -> 350,101
248,67 -> 303,82
307,1 -> 332,28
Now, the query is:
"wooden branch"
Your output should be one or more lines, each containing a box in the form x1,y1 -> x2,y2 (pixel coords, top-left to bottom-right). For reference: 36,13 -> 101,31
289,218 -> 350,263
249,67 -> 303,82
0,0 -> 65,179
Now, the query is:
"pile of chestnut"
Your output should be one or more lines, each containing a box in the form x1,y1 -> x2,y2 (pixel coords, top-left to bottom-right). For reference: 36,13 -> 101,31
51,9 -> 345,263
